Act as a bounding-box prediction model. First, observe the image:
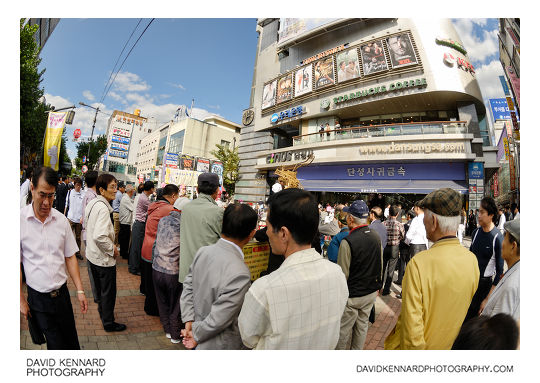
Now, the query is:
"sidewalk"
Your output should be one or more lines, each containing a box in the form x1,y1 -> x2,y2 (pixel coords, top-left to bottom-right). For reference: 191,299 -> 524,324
21,237 -> 472,350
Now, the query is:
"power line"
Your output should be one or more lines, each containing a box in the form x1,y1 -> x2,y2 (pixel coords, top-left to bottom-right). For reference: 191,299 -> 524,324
101,18 -> 155,105
98,19 -> 143,105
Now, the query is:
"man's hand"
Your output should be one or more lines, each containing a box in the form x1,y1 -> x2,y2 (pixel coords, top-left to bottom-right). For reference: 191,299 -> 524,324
182,333 -> 198,349
478,298 -> 488,315
181,321 -> 192,339
78,293 -> 88,314
20,296 -> 31,320
113,246 -> 119,259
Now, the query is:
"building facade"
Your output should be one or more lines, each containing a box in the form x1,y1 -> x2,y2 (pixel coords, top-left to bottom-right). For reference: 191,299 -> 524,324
236,18 -> 497,210
26,18 -> 60,51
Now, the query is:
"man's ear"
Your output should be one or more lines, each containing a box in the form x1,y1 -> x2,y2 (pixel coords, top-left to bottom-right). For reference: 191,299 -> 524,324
280,226 -> 291,243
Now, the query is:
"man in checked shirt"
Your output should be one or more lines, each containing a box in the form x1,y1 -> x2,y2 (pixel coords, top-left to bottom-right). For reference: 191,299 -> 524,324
381,205 -> 405,296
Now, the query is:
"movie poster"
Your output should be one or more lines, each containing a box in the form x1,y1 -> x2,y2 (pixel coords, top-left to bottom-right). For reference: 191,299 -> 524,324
314,56 -> 335,89
262,80 -> 277,109
276,74 -> 293,104
336,48 -> 360,83
360,40 -> 388,75
386,33 -> 418,68
294,64 -> 313,97
196,158 -> 210,173
180,154 -> 195,170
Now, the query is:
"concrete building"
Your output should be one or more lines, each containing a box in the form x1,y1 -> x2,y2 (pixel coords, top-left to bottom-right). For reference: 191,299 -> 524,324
498,18 -> 520,114
236,18 -> 497,211
26,18 -> 60,51
136,115 -> 240,195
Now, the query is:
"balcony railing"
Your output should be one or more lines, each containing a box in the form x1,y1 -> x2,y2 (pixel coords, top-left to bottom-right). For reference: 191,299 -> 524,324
292,121 -> 468,146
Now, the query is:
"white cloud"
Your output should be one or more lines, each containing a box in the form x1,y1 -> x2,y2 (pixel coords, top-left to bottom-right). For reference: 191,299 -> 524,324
168,82 -> 186,91
452,19 -> 499,63
82,90 -> 95,101
108,91 -> 123,101
112,71 -> 151,92
475,59 -> 506,101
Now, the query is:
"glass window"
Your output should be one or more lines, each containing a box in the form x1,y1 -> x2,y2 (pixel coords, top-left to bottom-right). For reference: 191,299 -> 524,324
169,130 -> 185,154
220,140 -> 230,149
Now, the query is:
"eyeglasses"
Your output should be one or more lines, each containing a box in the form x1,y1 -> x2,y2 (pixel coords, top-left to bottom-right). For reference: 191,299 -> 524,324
38,192 -> 56,199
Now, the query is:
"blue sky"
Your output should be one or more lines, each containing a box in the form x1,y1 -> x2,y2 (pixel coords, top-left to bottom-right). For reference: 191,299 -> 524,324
38,18 -> 507,161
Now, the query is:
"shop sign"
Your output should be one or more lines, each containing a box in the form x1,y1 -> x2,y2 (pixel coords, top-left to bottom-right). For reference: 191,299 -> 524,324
266,148 -> 313,164
499,76 -> 511,96
332,78 -> 427,105
301,43 -> 348,65
111,143 -> 129,151
509,154 -> 516,190
111,135 -> 130,145
493,172 -> 499,197
359,141 -> 466,155
242,242 -> 270,282
165,153 -> 179,169
109,149 -> 128,159
443,53 -> 475,75
435,37 -> 467,55
270,106 -> 305,124
468,162 -> 484,179
112,128 -> 131,137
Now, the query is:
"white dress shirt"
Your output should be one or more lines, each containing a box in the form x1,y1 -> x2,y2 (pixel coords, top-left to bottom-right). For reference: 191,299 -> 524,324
20,203 -> 78,293
84,195 -> 115,267
66,189 -> 85,223
238,248 -> 348,349
405,213 -> 429,247
20,179 -> 30,209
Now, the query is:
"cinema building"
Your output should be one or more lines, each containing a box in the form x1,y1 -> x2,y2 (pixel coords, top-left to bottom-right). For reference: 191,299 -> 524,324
236,18 -> 498,209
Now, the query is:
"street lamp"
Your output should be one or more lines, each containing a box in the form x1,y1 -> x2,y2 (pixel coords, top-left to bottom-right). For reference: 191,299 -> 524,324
79,101 -> 100,169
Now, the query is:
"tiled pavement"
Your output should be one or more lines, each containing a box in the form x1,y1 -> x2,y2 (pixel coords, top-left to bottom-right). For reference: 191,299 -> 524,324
20,237 -> 472,350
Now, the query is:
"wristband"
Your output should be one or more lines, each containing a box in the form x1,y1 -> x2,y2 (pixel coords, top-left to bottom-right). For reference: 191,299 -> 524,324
77,290 -> 85,294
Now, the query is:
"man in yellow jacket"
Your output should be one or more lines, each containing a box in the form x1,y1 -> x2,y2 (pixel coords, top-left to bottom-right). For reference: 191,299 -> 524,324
385,188 -> 479,350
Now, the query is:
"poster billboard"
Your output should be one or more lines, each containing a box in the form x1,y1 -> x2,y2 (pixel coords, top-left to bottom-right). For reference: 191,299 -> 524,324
180,154 -> 195,170
242,242 -> 270,281
165,153 -> 179,168
314,56 -> 335,89
261,80 -> 277,109
489,98 -> 519,121
386,33 -> 417,68
294,64 -> 313,97
276,74 -> 293,104
468,162 -> 484,179
506,66 -> 520,106
277,18 -> 340,47
360,40 -> 388,75
496,127 -> 509,163
211,160 -> 224,185
43,112 -> 67,171
110,143 -> 129,151
336,48 -> 360,83
196,158 -> 210,173
111,135 -> 130,145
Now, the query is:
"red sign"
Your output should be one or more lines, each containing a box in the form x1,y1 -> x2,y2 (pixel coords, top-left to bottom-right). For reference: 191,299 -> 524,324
509,154 -> 516,191
493,172 -> 499,197
73,129 -> 82,139
82,165 -> 88,173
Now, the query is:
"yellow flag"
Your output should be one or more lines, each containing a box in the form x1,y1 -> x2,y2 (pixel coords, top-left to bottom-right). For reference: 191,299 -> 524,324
43,112 -> 67,171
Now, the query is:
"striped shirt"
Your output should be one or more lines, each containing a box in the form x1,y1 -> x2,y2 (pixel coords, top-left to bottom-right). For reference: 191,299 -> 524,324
384,217 -> 405,246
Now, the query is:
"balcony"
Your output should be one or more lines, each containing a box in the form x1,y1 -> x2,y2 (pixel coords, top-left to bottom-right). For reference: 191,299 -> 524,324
292,121 -> 468,146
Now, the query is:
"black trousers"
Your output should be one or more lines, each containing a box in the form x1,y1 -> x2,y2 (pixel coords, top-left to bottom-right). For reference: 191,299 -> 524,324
464,276 -> 493,323
26,283 -> 80,350
382,245 -> 400,293
141,260 -> 159,316
119,224 -> 131,260
396,244 -> 409,284
153,269 -> 183,340
129,221 -> 145,274
88,262 -> 117,327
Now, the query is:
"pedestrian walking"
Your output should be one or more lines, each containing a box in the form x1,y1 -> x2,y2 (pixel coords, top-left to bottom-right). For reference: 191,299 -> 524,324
81,170 -> 99,302
54,176 -> 68,214
129,181 -> 155,277
395,210 -> 414,286
20,167 -> 88,349
118,184 -> 135,260
65,177 -> 84,260
178,173 -> 224,284
84,173 -> 126,332
326,210 -> 349,263
238,188 -> 348,349
181,203 -> 257,349
111,182 -> 125,246
141,185 -> 179,316
381,205 -> 405,296
368,206 -> 387,249
20,167 -> 32,209
335,200 -> 383,350
385,188 -> 479,349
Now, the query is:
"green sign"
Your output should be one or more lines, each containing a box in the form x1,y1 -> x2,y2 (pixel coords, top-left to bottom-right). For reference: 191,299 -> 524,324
332,78 -> 427,105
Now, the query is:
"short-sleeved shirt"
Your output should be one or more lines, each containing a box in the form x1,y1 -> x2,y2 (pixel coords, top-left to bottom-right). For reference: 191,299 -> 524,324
112,191 -> 123,213
20,203 -> 78,293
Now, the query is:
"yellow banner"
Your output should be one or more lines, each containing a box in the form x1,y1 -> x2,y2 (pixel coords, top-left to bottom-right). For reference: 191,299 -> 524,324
43,112 -> 67,171
243,241 -> 271,281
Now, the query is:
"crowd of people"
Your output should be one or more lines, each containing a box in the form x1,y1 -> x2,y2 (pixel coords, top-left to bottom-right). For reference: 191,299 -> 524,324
20,166 -> 520,350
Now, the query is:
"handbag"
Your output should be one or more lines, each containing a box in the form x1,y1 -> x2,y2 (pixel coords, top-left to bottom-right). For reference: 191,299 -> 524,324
27,314 -> 46,345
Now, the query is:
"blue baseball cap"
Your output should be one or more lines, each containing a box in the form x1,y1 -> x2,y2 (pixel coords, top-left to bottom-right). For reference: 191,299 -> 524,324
343,200 -> 369,219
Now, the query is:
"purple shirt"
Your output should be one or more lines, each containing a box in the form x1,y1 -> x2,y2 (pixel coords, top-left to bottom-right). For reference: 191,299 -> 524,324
81,187 -> 97,241
135,192 -> 150,223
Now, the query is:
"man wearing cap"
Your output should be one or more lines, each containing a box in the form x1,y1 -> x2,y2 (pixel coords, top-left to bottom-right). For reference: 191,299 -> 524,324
385,188 -> 479,349
480,218 -> 520,321
111,181 -> 125,246
178,173 -> 224,284
335,200 -> 383,350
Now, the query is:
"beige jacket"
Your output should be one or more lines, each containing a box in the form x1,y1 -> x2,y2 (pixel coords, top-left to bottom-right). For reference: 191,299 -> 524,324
84,195 -> 116,267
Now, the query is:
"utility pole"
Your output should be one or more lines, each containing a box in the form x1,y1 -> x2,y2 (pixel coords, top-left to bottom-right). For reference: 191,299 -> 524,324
79,102 -> 100,169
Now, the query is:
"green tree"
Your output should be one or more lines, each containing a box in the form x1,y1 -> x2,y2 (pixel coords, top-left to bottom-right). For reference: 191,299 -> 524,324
75,134 -> 108,171
20,19 -> 70,170
210,144 -> 239,197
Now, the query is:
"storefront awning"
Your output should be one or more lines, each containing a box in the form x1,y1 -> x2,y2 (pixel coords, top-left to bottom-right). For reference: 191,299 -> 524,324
299,179 -> 468,194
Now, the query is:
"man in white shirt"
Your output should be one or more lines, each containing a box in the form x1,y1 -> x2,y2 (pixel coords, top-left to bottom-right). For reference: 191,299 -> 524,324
238,188 -> 348,349
400,203 -> 428,299
118,184 -> 135,260
20,167 -> 32,209
20,167 -> 88,349
65,177 -> 85,260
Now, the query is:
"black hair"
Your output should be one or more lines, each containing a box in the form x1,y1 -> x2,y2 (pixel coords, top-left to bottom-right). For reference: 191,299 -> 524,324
480,197 -> 498,223
137,183 -> 144,193
267,188 -> 318,246
389,205 -> 400,217
25,167 -> 33,179
198,182 -> 218,195
407,210 -> 416,219
370,206 -> 383,220
162,184 -> 179,197
32,167 -> 58,188
510,203 -> 518,212
452,313 -> 519,350
95,173 -> 117,195
85,170 -> 98,188
222,203 -> 258,240
73,177 -> 82,186
143,180 -> 155,191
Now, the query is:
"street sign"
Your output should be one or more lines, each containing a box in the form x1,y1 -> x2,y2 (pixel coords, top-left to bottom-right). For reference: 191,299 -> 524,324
82,156 -> 86,164
82,165 -> 88,173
